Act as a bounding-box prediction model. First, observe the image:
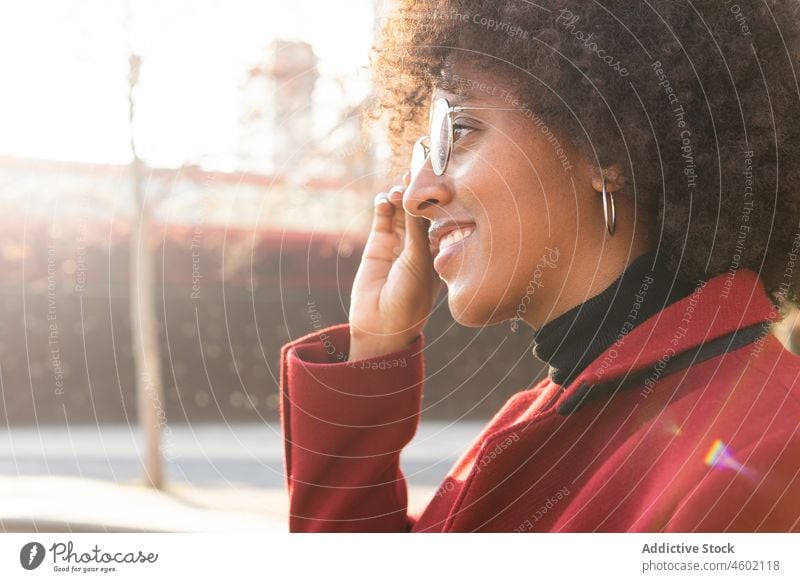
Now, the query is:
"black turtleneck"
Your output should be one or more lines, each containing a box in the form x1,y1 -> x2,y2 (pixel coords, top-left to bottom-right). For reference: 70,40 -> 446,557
531,250 -> 697,387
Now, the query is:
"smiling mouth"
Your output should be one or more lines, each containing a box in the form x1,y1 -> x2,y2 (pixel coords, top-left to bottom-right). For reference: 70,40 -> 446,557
432,226 -> 476,276
437,227 -> 475,254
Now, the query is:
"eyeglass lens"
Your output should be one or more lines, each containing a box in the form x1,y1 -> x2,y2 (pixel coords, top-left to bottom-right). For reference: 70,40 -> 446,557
409,98 -> 451,178
429,98 -> 451,176
411,138 -> 428,177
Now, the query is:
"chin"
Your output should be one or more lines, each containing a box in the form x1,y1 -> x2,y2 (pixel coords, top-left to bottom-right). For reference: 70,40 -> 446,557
446,291 -> 506,328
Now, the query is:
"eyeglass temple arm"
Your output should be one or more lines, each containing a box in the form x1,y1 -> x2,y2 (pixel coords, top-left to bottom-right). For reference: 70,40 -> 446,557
451,106 -> 527,112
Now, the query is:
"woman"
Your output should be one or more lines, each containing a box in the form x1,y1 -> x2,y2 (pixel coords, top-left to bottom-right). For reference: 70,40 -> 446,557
279,0 -> 800,531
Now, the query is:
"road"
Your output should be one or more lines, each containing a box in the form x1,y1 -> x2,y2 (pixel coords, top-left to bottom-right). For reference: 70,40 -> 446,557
0,421 -> 484,488
0,421 -> 485,531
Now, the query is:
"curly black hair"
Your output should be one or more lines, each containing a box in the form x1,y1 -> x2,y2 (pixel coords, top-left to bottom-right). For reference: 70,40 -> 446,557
369,0 -> 800,312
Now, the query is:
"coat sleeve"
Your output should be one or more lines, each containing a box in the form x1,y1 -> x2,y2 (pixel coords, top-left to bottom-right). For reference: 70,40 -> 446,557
279,323 -> 425,532
664,434 -> 800,532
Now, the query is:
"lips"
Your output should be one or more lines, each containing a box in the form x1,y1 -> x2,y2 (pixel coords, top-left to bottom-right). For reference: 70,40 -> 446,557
429,221 -> 477,255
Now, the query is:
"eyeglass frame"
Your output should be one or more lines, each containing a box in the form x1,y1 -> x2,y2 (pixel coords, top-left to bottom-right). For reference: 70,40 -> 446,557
411,97 -> 527,177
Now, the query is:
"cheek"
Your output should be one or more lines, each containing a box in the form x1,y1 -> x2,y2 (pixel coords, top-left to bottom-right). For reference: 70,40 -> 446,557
484,200 -> 563,300
465,221 -> 538,303
483,200 -> 542,274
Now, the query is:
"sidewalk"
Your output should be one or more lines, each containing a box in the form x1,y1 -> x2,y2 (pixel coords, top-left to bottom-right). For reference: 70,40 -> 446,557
0,476 -> 285,532
0,421 -> 484,532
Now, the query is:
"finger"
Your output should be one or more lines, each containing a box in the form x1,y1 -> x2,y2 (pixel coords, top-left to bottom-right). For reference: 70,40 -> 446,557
387,180 -> 430,262
371,192 -> 396,234
387,184 -> 404,205
403,211 -> 433,264
387,185 -> 406,235
402,172 -> 411,187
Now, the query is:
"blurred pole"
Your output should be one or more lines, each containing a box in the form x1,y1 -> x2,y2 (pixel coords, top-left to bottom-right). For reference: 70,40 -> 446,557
127,53 -> 165,489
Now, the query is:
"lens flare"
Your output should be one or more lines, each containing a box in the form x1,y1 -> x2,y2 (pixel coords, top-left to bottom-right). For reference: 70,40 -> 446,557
703,439 -> 754,478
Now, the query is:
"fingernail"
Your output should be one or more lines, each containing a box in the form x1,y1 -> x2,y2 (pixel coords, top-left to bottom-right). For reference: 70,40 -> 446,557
374,193 -> 389,207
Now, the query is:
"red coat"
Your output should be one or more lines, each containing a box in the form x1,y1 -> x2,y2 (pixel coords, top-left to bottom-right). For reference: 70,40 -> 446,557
280,269 -> 800,532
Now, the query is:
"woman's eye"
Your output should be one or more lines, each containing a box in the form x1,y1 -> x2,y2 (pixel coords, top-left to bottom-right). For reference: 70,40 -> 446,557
453,124 -> 476,142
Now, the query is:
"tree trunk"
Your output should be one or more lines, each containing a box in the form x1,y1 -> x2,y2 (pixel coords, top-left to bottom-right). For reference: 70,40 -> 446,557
129,157 -> 165,489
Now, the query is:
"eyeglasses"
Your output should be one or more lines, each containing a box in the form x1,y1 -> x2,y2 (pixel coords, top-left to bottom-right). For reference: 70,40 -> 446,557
411,97 -> 526,177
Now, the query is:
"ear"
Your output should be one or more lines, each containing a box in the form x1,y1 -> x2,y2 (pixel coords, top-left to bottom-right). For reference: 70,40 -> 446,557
591,164 -> 628,194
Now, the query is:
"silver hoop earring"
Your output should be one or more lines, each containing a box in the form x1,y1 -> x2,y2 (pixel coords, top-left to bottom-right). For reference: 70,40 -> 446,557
602,177 -> 616,237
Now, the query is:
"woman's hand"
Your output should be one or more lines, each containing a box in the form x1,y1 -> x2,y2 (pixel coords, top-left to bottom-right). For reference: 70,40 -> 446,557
348,173 -> 443,361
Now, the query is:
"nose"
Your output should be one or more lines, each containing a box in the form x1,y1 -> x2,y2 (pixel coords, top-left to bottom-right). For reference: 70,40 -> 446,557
402,164 -> 454,218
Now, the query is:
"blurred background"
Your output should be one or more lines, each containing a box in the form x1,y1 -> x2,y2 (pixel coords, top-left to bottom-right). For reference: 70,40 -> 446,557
0,0 -> 549,532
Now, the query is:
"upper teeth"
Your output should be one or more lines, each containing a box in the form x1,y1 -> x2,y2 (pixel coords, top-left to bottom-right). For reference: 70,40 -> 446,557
439,228 -> 474,253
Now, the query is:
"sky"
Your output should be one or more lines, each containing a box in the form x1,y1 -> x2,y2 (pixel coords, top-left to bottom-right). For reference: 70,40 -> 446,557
0,0 -> 377,170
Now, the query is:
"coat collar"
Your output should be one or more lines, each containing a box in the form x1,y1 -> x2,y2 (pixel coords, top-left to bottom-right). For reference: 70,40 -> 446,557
554,269 -> 778,415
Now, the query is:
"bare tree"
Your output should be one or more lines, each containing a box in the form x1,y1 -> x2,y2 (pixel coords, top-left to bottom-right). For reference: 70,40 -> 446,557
127,52 -> 166,489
